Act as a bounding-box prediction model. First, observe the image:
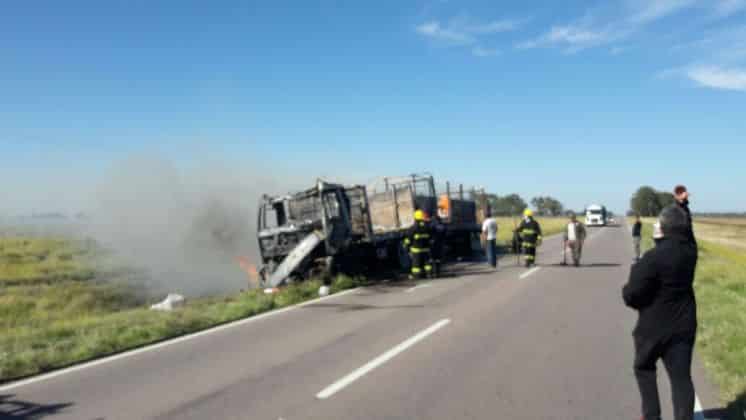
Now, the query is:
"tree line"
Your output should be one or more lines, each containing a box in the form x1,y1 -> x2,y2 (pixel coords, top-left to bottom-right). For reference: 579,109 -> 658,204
629,186 -> 676,217
475,193 -> 567,216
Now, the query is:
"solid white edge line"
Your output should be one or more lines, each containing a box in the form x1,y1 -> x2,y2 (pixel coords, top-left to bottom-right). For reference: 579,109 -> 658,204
316,318 -> 451,400
405,283 -> 432,293
694,394 -> 706,420
0,287 -> 361,392
519,267 -> 541,279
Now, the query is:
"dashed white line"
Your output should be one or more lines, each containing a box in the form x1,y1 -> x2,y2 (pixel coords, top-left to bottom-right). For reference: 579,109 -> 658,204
405,283 -> 432,293
519,267 -> 541,279
316,318 -> 451,400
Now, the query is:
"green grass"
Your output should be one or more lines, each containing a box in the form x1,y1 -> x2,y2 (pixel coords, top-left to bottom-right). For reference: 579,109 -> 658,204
0,235 -> 365,382
491,216 -> 570,248
630,218 -> 746,416
694,241 -> 746,417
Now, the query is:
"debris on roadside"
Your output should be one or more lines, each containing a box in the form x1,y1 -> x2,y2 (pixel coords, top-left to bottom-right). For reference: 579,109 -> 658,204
263,287 -> 280,294
318,285 -> 330,297
150,293 -> 186,311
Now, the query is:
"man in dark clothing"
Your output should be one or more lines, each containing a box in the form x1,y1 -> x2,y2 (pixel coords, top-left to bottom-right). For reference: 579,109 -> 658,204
674,185 -> 697,247
517,209 -> 542,268
632,215 -> 643,262
430,215 -> 446,277
404,210 -> 434,279
622,205 -> 699,420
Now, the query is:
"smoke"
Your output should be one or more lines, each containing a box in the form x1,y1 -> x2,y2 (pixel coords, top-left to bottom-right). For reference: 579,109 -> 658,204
84,155 -> 297,297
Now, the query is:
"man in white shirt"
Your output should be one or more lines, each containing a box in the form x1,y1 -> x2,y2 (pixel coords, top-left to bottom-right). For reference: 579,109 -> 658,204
482,212 -> 498,268
564,213 -> 587,266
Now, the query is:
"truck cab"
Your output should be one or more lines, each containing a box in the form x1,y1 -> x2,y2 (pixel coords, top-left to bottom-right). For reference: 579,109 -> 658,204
585,204 -> 607,227
257,180 -> 372,285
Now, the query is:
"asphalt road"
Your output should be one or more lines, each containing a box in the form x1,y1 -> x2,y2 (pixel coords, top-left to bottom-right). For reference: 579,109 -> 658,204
0,223 -> 722,420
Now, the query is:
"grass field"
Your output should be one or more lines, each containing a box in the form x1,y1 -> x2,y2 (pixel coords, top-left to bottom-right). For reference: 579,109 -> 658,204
492,216 -> 569,248
0,234 -> 364,382
632,217 -> 746,416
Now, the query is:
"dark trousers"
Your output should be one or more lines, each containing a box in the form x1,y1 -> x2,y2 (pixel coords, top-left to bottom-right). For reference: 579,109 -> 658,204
522,243 -> 536,265
485,239 -> 497,268
634,334 -> 696,420
410,251 -> 432,279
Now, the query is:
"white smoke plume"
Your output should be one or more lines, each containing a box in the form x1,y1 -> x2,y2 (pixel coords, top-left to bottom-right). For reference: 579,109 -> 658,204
84,155 -> 300,297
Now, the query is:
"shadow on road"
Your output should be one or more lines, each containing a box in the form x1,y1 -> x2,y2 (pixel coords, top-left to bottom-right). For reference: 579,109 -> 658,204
302,302 -> 426,312
545,263 -> 623,268
0,394 -> 74,419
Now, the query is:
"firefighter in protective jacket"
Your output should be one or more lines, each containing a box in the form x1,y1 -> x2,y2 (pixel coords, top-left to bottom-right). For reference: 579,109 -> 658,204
404,210 -> 434,279
517,209 -> 543,267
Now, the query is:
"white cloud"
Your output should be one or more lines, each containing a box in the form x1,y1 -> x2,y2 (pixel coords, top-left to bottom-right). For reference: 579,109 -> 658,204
467,19 -> 526,34
687,66 -> 746,91
713,0 -> 746,17
415,16 -> 525,55
415,21 -> 474,45
516,24 -> 618,52
471,47 -> 501,57
627,0 -> 697,24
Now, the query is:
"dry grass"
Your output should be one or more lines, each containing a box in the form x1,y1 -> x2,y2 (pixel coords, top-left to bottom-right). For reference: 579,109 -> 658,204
693,218 -> 746,251
0,235 -> 363,382
491,217 -> 570,245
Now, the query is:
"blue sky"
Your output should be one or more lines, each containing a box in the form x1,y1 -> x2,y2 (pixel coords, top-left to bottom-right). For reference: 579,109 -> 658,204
1,0 -> 745,214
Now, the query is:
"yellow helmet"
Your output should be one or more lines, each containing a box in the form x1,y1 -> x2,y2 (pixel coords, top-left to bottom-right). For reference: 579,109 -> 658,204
524,209 -> 534,217
414,209 -> 426,221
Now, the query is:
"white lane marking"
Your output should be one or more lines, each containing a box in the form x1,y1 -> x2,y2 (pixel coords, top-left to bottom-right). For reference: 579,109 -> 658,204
0,287 -> 361,392
316,318 -> 451,400
694,394 -> 707,420
405,283 -> 432,293
519,267 -> 541,279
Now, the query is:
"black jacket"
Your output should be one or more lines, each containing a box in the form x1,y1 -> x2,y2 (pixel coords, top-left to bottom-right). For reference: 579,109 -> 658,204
676,199 -> 697,247
622,234 -> 698,339
632,221 -> 642,237
517,218 -> 542,244
406,221 -> 433,251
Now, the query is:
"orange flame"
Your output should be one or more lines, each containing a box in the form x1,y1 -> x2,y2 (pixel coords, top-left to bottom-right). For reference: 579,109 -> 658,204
236,256 -> 260,287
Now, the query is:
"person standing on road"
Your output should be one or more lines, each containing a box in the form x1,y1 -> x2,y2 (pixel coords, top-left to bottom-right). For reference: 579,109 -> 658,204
622,205 -> 699,420
431,215 -> 447,277
673,185 -> 697,247
564,213 -> 587,266
517,209 -> 542,267
404,210 -> 434,280
633,215 -> 643,262
482,212 -> 498,269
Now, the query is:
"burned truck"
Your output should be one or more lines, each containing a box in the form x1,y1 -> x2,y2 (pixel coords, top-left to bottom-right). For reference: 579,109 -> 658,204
257,180 -> 374,287
257,175 -> 483,287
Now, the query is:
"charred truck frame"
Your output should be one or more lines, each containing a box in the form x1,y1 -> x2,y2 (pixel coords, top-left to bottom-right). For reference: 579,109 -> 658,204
257,174 -> 483,287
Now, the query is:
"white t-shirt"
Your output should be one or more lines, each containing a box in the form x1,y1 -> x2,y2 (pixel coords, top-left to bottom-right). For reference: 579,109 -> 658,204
567,223 -> 577,241
482,218 -> 498,240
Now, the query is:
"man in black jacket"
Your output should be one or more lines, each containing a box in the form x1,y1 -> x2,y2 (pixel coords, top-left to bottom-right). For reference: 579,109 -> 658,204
674,185 -> 697,247
623,205 -> 698,420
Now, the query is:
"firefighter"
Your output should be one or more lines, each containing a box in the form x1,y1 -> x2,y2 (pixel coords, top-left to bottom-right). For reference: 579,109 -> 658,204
517,209 -> 542,267
430,214 -> 446,278
404,209 -> 434,279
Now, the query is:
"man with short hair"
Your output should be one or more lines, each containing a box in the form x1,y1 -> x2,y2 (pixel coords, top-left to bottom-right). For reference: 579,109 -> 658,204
564,213 -> 587,266
623,205 -> 699,420
673,185 -> 697,247
482,212 -> 498,269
